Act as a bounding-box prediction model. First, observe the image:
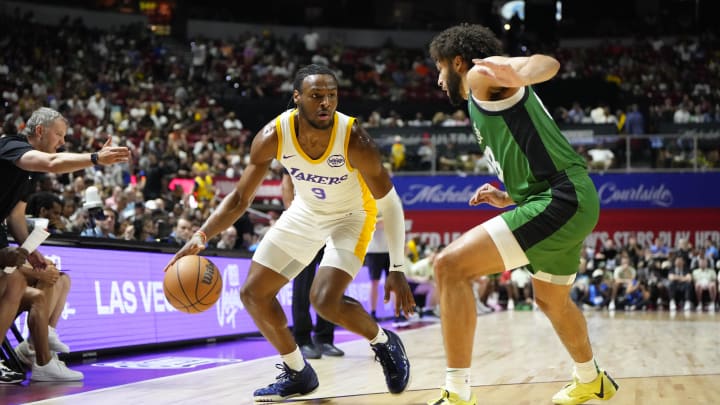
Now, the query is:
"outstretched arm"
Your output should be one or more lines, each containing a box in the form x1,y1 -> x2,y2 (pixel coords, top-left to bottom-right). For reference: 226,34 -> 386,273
16,137 -> 130,174
465,55 -> 560,101
469,54 -> 560,93
163,123 -> 278,271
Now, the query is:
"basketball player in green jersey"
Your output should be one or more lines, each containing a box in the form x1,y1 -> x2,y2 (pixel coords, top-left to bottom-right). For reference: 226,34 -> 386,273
426,24 -> 618,405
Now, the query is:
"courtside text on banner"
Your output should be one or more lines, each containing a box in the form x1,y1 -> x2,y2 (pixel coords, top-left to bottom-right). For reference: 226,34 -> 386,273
392,172 -> 720,210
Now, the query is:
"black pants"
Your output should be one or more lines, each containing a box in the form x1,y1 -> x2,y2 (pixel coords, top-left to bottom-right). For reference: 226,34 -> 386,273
669,280 -> 693,302
292,247 -> 335,346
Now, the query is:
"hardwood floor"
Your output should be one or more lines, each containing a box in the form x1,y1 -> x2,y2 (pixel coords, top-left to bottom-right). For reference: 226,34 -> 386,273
27,311 -> 720,404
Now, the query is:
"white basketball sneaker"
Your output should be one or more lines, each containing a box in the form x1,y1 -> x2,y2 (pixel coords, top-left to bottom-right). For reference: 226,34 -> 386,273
15,341 -> 35,370
31,358 -> 84,382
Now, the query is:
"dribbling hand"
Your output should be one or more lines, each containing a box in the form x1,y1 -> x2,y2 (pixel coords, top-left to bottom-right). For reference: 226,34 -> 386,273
163,232 -> 207,273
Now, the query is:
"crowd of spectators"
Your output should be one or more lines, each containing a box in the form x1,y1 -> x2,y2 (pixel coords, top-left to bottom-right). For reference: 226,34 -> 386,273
467,236 -> 720,314
570,236 -> 720,312
0,10 -> 719,255
553,35 -> 720,127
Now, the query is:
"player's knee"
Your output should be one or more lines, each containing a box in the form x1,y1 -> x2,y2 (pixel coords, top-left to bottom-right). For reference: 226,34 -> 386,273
25,287 -> 47,308
61,272 -> 71,287
239,284 -> 259,309
433,251 -> 449,278
433,250 -> 463,283
310,297 -> 332,319
11,270 -> 27,286
5,271 -> 27,300
309,290 -> 335,319
57,272 -> 71,293
535,293 -> 571,317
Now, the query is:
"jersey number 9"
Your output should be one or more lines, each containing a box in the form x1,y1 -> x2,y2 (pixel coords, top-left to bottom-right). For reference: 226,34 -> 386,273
311,187 -> 326,200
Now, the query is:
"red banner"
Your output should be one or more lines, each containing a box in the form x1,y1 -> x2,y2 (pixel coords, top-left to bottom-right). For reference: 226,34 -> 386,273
590,208 -> 720,251
213,177 -> 282,200
171,177 -> 284,201
405,208 -> 720,251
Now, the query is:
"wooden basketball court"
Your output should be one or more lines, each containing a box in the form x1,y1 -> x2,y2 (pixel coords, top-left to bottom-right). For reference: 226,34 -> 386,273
26,310 -> 720,404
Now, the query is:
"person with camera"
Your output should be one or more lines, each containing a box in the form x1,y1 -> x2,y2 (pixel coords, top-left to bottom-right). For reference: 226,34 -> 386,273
79,187 -> 118,238
0,107 -> 129,381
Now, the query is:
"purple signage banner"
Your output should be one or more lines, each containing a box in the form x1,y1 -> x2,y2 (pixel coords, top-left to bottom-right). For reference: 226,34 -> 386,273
10,245 -> 392,353
394,172 -> 720,210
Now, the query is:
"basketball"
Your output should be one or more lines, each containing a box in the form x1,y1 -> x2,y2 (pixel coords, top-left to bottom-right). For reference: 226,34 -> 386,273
163,255 -> 222,314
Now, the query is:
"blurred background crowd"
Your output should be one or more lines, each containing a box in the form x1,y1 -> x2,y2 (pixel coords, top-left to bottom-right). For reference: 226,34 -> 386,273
1,0 -> 719,311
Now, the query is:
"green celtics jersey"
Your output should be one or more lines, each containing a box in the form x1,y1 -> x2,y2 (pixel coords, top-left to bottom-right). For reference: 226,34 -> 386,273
468,86 -> 587,205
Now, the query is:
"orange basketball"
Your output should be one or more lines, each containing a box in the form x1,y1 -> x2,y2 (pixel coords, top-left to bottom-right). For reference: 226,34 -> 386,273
163,255 -> 222,314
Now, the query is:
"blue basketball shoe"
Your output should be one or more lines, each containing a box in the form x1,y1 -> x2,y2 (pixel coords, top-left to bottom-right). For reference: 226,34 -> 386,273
371,328 -> 411,394
253,361 -> 319,402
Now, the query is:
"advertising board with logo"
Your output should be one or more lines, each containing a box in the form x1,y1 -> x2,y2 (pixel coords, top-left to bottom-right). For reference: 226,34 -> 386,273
234,172 -> 719,249
396,173 -> 720,250
9,246 -> 395,353
394,173 -> 720,211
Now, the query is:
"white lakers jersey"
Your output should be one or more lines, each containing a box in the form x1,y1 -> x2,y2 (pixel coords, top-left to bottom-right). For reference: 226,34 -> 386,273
275,109 -> 377,216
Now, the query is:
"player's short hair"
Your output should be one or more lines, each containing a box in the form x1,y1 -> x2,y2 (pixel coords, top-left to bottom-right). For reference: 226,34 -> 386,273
293,64 -> 338,92
23,107 -> 68,137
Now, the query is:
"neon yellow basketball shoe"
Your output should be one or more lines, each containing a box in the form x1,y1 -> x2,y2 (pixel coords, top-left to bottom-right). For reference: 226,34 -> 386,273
552,369 -> 619,405
427,388 -> 477,405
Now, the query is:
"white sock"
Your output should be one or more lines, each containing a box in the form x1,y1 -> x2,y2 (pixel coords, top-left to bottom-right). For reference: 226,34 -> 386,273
446,368 -> 471,401
281,347 -> 306,372
574,358 -> 599,383
369,327 -> 388,345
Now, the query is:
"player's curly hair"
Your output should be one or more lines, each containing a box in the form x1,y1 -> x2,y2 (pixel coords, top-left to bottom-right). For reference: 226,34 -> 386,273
429,23 -> 503,68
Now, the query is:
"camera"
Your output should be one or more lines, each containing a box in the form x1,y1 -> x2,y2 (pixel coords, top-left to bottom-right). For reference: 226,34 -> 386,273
87,206 -> 106,221
82,186 -> 106,223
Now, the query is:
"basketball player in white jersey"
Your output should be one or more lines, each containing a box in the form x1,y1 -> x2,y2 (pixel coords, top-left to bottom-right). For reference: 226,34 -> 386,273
165,64 -> 414,402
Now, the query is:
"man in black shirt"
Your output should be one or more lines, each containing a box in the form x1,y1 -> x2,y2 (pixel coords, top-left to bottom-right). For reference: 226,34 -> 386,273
0,107 -> 129,382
